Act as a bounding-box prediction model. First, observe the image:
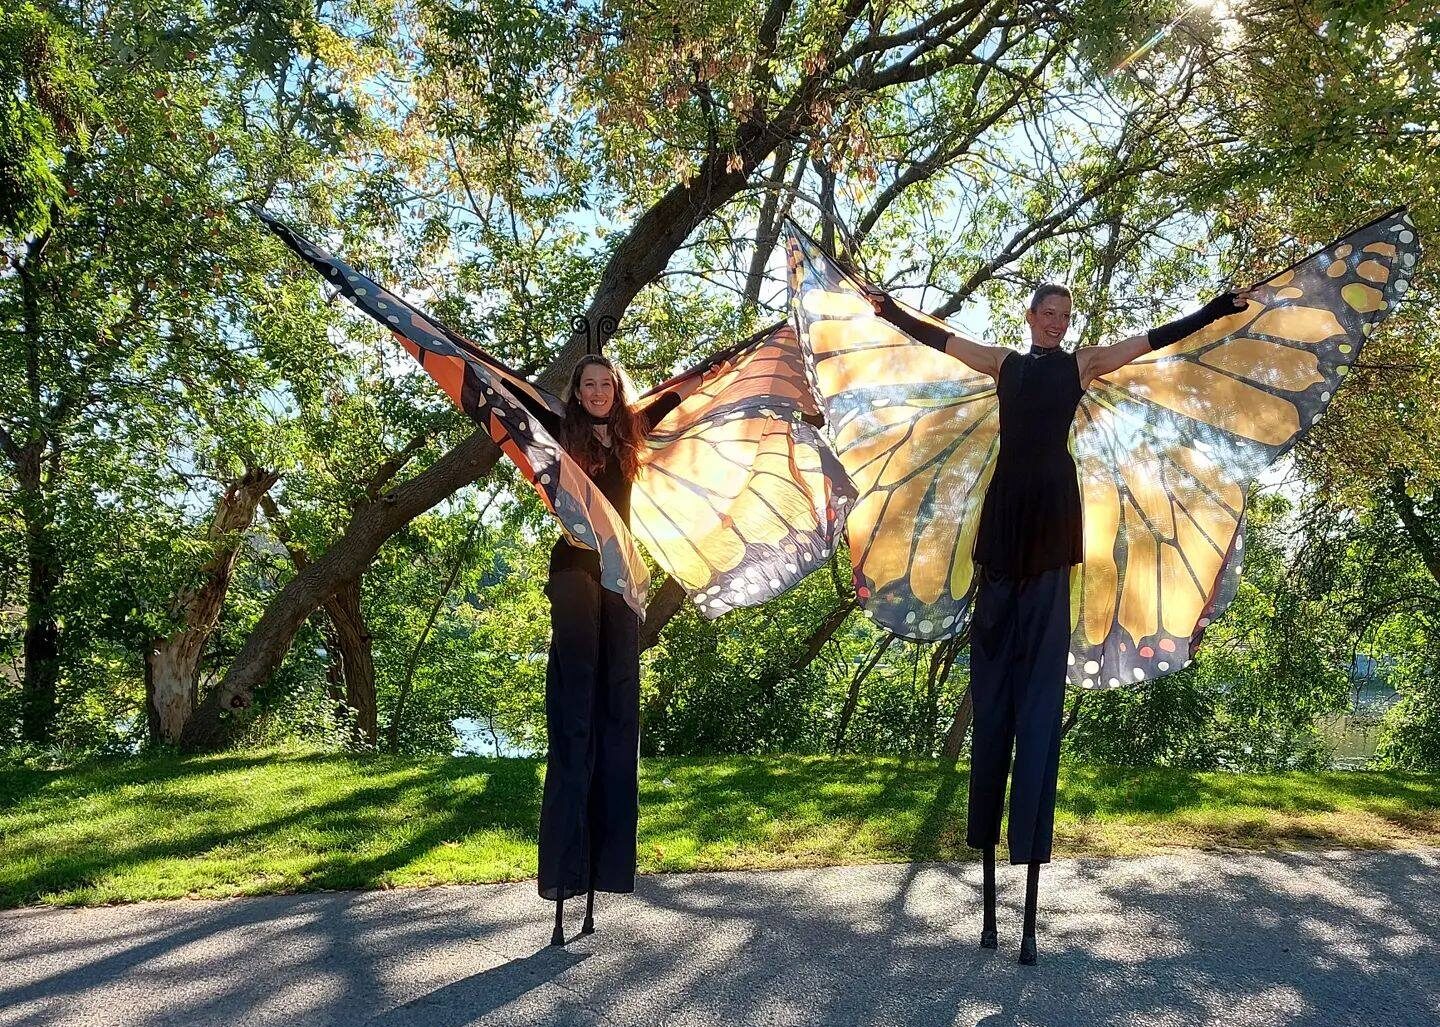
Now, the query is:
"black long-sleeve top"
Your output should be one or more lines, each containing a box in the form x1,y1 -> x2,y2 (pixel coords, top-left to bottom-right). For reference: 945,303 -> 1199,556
509,384 -> 683,579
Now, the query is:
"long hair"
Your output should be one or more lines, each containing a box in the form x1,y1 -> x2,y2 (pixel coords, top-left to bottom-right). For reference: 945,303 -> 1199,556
558,355 -> 644,482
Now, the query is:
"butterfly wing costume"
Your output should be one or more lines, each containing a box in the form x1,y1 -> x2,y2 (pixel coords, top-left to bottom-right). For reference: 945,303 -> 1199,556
256,208 -> 853,619
786,209 -> 1420,688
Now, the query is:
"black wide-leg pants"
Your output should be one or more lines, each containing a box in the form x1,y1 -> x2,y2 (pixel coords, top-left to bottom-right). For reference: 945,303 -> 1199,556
537,568 -> 641,901
966,566 -> 1071,865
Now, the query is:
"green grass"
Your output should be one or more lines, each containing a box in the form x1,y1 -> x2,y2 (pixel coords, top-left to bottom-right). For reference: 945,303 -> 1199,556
1,749 -> 1436,908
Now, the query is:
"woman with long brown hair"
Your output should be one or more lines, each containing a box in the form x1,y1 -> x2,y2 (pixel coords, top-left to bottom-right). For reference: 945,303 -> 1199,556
509,353 -> 683,944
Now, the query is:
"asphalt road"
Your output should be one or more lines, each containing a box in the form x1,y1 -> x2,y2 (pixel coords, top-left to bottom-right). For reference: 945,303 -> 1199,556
1,847 -> 1436,1027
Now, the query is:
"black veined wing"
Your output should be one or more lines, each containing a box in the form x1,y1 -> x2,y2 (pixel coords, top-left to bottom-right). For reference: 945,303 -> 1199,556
1070,207 -> 1420,689
785,223 -> 1000,640
253,207 -> 651,615
630,325 -> 856,617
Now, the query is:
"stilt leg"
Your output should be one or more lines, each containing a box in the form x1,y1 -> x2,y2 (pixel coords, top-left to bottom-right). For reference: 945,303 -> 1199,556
551,895 -> 565,946
582,886 -> 596,935
980,846 -> 998,949
1019,860 -> 1040,965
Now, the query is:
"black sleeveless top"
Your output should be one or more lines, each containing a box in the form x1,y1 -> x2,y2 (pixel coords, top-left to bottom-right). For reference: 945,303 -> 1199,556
973,347 -> 1084,578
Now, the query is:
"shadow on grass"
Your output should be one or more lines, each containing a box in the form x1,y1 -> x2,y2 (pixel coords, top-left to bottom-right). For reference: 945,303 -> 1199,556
3,750 -> 1437,910
638,755 -> 1439,873
1058,763 -> 1440,827
638,754 -> 976,865
0,752 -> 546,908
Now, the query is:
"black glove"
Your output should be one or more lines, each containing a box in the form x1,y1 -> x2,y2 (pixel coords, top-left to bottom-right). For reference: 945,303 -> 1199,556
1147,291 -> 1244,351
868,289 -> 951,353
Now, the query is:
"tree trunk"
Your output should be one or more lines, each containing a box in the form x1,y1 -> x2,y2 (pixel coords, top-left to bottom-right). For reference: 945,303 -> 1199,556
180,433 -> 504,751
741,141 -> 798,313
259,494 -> 379,747
940,685 -> 974,761
639,575 -> 687,654
326,578 -> 377,746
146,468 -> 278,744
833,632 -> 895,753
915,639 -> 956,754
20,547 -> 59,745
758,597 -> 858,704
16,441 -> 59,745
13,227 -> 61,745
1389,471 -> 1440,588
1060,692 -> 1086,740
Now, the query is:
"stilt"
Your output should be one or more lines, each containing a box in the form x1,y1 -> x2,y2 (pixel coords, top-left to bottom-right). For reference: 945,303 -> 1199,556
551,894 -> 565,946
980,846 -> 998,949
582,886 -> 596,935
1019,860 -> 1040,965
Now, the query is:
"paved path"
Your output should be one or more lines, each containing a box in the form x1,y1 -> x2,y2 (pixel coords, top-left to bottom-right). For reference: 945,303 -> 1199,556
1,847 -> 1436,1027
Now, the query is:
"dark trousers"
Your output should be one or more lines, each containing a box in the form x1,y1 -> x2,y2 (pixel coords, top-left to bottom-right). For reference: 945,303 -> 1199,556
537,569 -> 641,900
966,566 -> 1071,865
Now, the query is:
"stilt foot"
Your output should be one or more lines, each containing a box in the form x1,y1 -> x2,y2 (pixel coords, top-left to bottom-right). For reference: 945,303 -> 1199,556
1018,935 -> 1037,966
980,927 -> 998,950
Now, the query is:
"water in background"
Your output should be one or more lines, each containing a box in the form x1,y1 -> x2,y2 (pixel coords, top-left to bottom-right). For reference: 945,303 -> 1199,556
453,717 -> 535,757
1320,674 -> 1399,770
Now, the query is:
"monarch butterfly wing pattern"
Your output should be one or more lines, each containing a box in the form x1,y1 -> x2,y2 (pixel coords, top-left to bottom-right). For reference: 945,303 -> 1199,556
629,325 -> 854,616
1070,207 -> 1420,688
1069,388 -> 1252,688
254,207 -> 651,615
785,226 -> 1000,640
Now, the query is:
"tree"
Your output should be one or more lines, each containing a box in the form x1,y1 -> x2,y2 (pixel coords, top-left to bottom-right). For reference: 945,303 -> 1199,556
0,0 -> 403,744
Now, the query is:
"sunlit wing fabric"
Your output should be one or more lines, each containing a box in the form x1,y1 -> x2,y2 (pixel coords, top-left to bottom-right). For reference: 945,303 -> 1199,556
256,208 -> 854,620
1071,207 -> 1421,689
631,325 -> 856,617
253,207 -> 650,616
785,224 -> 1000,640
788,209 -> 1420,689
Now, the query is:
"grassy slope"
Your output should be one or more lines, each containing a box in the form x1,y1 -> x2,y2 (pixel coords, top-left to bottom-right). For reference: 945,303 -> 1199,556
1,750 -> 1436,907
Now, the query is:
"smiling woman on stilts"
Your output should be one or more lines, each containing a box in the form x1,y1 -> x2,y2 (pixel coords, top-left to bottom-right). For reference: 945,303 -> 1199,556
511,354 -> 682,944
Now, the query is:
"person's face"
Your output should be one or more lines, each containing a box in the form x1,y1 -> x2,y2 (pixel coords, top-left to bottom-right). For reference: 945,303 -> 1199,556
1026,294 -> 1072,348
577,364 -> 617,418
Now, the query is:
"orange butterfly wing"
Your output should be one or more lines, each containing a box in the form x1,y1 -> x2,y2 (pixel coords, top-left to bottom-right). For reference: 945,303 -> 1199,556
786,226 -> 999,639
630,326 -> 855,616
1069,207 -> 1421,688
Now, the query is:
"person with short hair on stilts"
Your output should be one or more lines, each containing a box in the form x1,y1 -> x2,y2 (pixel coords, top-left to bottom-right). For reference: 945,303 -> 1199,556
866,282 -> 1253,965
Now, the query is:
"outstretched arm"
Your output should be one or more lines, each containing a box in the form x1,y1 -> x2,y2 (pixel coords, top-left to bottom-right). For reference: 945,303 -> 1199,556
864,289 -> 1010,381
1078,289 -> 1257,389
498,372 -> 565,435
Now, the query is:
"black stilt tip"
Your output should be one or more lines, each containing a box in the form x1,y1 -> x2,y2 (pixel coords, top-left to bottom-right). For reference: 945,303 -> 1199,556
1019,860 -> 1041,965
581,887 -> 595,934
551,896 -> 565,946
981,846 -> 997,949
1019,935 -> 1038,966
550,925 -> 565,946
